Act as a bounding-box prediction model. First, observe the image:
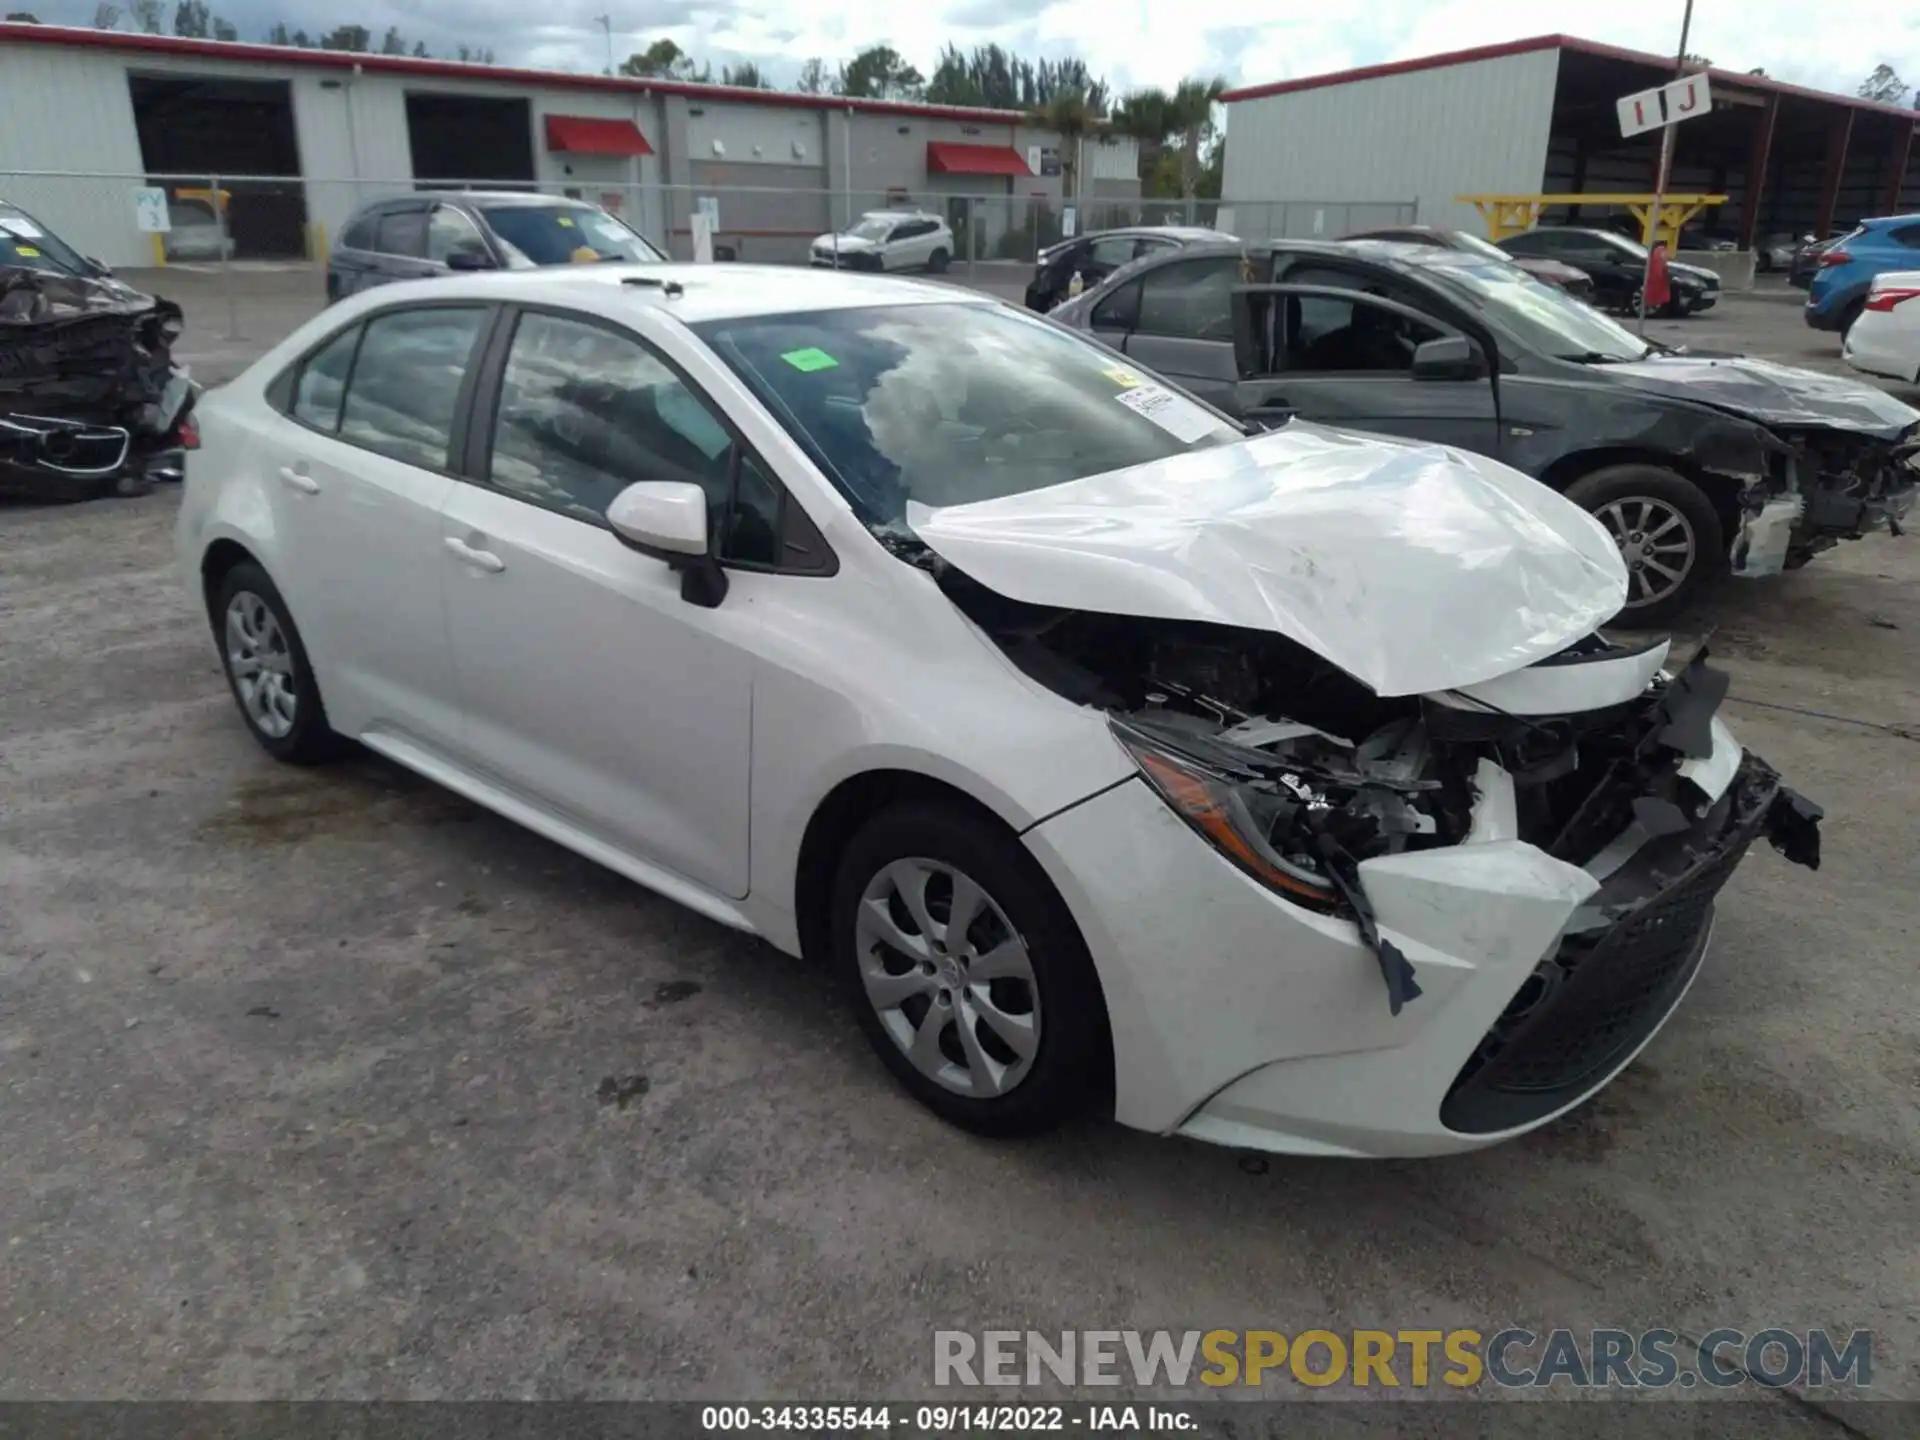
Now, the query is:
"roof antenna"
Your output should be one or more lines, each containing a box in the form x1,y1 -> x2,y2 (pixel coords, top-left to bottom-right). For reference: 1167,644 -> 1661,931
621,275 -> 685,297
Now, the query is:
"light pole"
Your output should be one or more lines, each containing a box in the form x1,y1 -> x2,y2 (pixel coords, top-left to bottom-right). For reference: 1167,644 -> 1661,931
595,14 -> 614,76
1640,0 -> 1696,335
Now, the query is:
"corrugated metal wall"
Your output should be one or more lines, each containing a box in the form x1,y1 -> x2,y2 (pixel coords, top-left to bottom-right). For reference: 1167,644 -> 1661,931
0,45 -> 148,267
1221,48 -> 1560,232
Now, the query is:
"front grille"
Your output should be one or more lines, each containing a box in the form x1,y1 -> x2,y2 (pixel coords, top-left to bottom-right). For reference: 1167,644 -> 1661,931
1440,767 -> 1773,1136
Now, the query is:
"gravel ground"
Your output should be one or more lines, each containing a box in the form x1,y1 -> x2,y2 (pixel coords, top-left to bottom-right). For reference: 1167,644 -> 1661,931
0,278 -> 1916,1428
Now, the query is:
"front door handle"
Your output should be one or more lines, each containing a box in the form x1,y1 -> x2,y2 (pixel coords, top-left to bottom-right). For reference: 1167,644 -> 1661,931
444,536 -> 505,574
277,465 -> 319,495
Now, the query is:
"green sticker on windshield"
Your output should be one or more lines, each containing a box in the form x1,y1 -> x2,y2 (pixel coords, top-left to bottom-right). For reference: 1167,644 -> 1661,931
780,347 -> 839,373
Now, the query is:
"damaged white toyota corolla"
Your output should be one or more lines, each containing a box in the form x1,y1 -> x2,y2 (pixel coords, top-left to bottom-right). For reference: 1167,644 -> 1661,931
177,266 -> 1823,1157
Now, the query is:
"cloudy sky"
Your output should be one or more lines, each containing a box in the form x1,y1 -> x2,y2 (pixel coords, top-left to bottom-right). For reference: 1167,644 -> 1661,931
20,0 -> 1920,100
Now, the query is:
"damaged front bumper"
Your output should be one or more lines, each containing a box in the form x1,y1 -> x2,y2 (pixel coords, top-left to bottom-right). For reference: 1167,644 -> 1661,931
1021,658 -> 1822,1158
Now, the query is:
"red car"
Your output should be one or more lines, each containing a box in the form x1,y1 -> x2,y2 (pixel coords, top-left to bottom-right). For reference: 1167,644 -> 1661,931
1342,224 -> 1595,300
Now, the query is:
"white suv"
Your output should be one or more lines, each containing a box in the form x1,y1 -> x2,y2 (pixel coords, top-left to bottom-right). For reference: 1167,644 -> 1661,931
810,211 -> 954,273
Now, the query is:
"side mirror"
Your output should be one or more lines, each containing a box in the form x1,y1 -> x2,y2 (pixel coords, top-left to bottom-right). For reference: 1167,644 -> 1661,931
86,256 -> 112,277
607,481 -> 727,607
445,245 -> 493,272
1411,335 -> 1484,382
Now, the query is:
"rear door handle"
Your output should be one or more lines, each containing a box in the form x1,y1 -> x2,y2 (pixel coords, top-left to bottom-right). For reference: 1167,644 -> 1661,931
444,536 -> 505,574
277,464 -> 319,495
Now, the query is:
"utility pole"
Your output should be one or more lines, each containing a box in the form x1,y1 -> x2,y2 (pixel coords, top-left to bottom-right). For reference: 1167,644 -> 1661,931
595,14 -> 614,76
1640,0 -> 1695,335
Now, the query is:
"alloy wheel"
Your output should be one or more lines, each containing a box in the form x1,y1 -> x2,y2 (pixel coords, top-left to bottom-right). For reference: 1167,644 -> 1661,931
1596,496 -> 1697,608
225,590 -> 298,738
853,857 -> 1041,1098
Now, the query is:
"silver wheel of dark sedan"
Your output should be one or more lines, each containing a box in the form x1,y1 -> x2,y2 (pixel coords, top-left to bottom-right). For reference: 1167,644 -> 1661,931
1596,496 -> 1697,609
853,857 -> 1041,1098
225,590 -> 298,738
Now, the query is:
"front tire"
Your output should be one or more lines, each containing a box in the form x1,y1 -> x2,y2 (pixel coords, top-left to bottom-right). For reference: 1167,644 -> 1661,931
927,248 -> 951,274
831,802 -> 1109,1136
1565,465 -> 1724,627
212,562 -> 346,764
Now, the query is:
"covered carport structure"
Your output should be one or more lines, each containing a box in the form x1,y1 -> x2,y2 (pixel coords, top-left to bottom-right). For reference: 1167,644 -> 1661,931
1538,37 -> 1919,249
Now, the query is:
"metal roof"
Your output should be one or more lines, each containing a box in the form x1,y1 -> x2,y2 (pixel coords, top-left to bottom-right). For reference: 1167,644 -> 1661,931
1221,34 -> 1920,125
0,21 -> 1034,125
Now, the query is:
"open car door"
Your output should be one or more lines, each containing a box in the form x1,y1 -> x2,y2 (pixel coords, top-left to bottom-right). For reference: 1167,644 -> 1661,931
1229,279 -> 1503,458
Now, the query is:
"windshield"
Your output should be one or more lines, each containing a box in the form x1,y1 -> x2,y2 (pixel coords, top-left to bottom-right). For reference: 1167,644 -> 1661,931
695,302 -> 1241,528
1435,259 -> 1650,362
1451,230 -> 1513,264
846,217 -> 896,241
0,203 -> 92,277
479,204 -> 663,266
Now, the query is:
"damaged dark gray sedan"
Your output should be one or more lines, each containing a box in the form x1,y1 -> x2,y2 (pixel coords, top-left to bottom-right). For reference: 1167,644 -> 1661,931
1,201 -> 196,502
1049,238 -> 1919,623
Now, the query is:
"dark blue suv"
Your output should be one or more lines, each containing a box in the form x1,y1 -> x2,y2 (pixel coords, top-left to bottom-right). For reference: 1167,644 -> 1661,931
327,191 -> 664,302
1804,214 -> 1920,335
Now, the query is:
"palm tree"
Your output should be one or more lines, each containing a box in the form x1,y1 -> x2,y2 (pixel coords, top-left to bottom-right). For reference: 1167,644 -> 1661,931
1027,86 -> 1103,201
1166,77 -> 1226,199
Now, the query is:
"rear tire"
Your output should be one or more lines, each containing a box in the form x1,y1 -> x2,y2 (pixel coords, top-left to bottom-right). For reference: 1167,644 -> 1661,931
1564,464 -> 1724,627
212,562 -> 347,764
831,802 -> 1109,1137
927,248 -> 951,274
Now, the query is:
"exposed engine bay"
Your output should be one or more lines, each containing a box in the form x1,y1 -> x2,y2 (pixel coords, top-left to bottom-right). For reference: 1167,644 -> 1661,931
935,563 -> 1825,1018
0,267 -> 194,502
1781,425 -> 1919,561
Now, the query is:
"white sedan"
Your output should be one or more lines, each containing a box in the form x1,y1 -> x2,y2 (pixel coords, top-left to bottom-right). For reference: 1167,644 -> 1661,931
1843,269 -> 1920,385
176,264 -> 1822,1157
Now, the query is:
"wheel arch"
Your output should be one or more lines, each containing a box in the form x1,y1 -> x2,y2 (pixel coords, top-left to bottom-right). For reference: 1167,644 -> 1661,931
1538,446 -> 1745,535
199,536 -> 263,624
795,769 -> 1030,968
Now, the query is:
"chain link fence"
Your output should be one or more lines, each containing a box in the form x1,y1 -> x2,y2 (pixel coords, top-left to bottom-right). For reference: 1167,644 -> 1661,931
1,169 -> 1417,338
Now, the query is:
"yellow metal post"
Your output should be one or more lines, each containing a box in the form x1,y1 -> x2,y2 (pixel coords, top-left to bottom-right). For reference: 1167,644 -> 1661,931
1456,193 -> 1727,241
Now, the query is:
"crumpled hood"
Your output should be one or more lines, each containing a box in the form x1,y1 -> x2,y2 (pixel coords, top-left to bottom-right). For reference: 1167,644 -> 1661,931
907,422 -> 1629,697
813,233 -> 878,254
0,267 -> 158,326
1602,353 -> 1920,439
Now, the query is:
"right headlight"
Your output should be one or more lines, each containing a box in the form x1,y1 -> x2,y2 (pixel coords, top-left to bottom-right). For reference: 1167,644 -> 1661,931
1111,722 -> 1340,911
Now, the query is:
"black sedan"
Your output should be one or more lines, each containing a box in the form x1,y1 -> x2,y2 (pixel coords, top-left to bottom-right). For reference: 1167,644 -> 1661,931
1024,225 -> 1237,313
1047,238 -> 1918,623
1497,226 -> 1721,316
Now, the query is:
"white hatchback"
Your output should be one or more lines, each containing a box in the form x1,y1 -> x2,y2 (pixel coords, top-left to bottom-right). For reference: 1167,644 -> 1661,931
809,211 -> 955,273
1843,269 -> 1920,385
176,264 -> 1822,1157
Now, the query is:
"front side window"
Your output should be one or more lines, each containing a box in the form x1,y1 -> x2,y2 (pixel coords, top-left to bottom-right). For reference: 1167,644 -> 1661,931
1278,266 -> 1443,373
375,209 -> 427,258
1136,256 -> 1242,340
427,205 -> 487,262
337,307 -> 488,470
486,311 -> 782,564
847,216 -> 895,242
1087,235 -> 1137,268
339,212 -> 377,250
479,204 -> 661,266
695,301 -> 1240,530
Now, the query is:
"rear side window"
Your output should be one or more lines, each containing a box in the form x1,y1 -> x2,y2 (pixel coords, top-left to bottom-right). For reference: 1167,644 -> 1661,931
338,307 -> 488,470
340,212 -> 377,250
1088,235 -> 1137,267
375,209 -> 427,258
1889,224 -> 1920,250
291,325 -> 360,431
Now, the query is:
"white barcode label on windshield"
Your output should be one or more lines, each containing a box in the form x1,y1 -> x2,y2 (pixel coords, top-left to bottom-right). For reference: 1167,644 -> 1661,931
0,217 -> 44,239
1115,382 -> 1218,443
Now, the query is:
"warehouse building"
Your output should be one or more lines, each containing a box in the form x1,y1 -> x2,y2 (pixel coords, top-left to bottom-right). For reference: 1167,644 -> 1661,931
1223,34 -> 1920,255
0,21 -> 1137,268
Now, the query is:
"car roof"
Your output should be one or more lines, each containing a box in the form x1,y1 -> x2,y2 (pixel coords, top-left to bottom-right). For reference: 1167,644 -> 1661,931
858,209 -> 939,221
348,262 -> 995,324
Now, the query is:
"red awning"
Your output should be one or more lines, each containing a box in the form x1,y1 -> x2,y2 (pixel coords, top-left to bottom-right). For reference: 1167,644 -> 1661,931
544,114 -> 653,156
926,141 -> 1032,177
